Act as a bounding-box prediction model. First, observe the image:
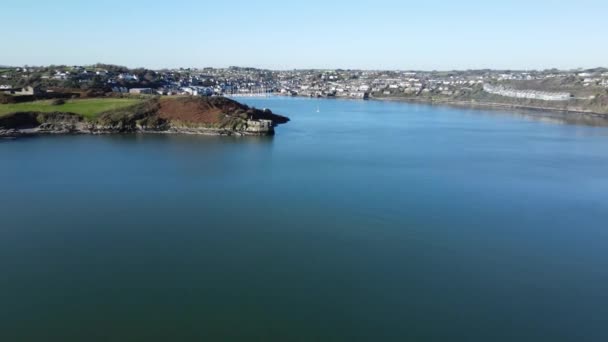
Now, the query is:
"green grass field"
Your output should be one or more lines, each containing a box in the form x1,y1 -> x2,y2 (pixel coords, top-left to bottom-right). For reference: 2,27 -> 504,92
0,98 -> 143,119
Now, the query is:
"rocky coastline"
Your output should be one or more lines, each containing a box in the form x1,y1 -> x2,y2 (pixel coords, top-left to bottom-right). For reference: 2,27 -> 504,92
0,122 -> 279,137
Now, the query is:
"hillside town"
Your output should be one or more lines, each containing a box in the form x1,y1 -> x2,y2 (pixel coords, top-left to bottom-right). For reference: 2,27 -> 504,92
2,65 -> 608,105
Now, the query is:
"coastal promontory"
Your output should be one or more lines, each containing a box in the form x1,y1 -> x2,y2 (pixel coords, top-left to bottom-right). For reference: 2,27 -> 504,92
0,96 -> 289,137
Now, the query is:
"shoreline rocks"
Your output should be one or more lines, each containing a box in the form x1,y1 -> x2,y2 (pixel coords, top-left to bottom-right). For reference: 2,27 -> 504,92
0,122 -> 279,137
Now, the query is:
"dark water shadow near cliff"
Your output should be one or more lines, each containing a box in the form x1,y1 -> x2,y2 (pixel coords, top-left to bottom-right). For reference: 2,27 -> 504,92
468,108 -> 608,128
375,98 -> 608,128
432,103 -> 608,127
0,132 -> 276,145
99,133 -> 276,146
0,135 -> 36,143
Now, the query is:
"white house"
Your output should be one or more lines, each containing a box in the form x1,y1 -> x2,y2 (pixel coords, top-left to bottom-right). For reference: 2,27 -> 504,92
119,73 -> 138,81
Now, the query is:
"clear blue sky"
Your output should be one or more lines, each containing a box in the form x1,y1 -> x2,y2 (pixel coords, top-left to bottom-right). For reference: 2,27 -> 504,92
3,0 -> 607,70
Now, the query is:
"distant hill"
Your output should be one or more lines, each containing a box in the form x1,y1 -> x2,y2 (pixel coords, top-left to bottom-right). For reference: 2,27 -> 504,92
583,67 -> 608,73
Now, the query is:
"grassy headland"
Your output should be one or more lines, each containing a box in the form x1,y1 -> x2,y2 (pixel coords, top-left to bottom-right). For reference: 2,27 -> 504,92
0,98 -> 143,119
0,96 -> 289,136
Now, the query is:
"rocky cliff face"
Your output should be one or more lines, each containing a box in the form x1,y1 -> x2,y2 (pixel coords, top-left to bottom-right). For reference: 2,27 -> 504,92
0,97 -> 289,137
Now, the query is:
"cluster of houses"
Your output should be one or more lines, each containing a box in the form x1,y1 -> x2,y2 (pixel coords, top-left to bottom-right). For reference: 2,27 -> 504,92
272,69 -> 608,100
111,86 -> 215,96
1,86 -> 43,96
274,70 -> 486,98
2,65 -> 607,101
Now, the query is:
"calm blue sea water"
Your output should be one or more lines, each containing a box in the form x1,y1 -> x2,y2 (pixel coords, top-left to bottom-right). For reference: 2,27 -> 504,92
1,97 -> 608,341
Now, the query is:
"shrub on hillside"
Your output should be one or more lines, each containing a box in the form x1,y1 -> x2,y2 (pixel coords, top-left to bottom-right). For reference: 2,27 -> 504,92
0,93 -> 17,104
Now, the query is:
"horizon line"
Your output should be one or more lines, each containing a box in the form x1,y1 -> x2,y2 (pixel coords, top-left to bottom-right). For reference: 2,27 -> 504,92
2,63 -> 607,73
